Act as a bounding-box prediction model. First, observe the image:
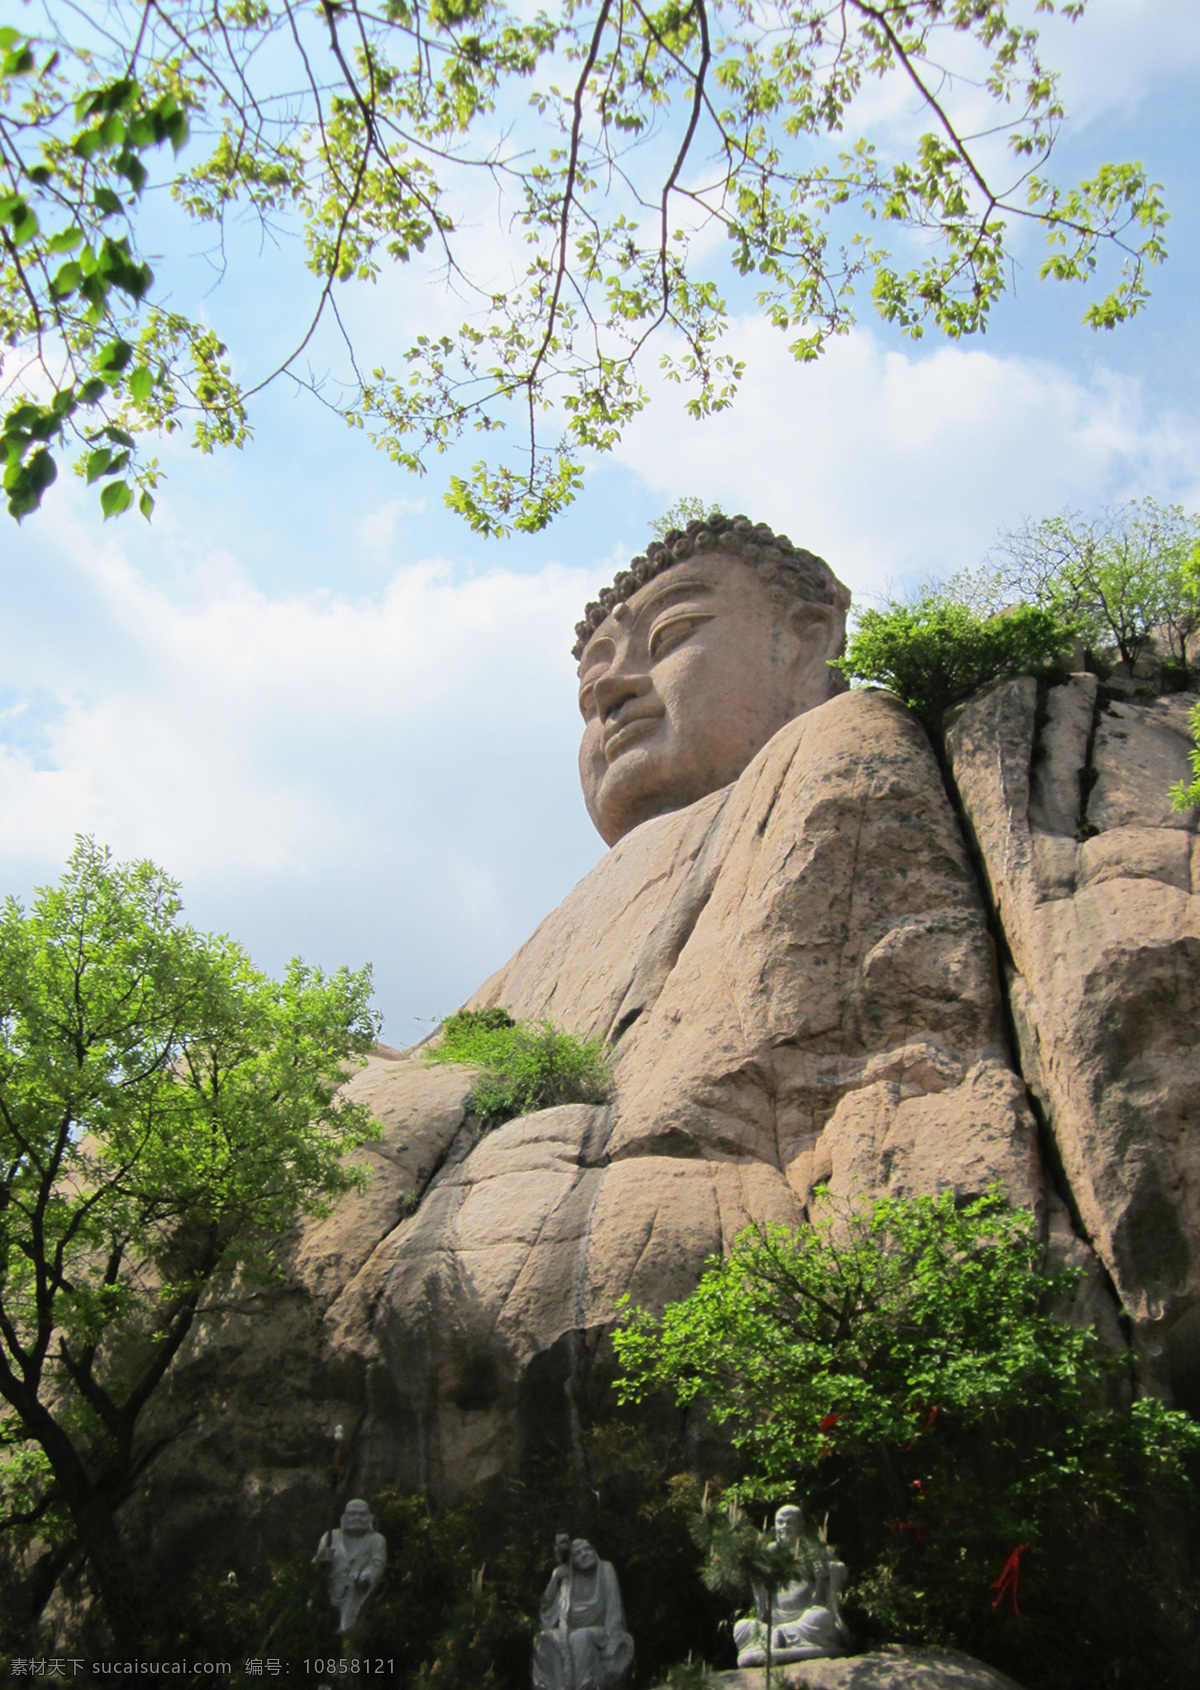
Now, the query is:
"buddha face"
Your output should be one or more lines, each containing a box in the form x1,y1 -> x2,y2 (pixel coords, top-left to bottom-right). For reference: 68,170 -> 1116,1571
578,554 -> 845,846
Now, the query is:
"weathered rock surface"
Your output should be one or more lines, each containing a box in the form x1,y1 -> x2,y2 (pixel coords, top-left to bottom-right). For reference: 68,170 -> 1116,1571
693,1648 -> 1024,1689
135,686 -> 1049,1543
314,688 -> 1043,1501
134,674 -> 1200,1581
944,678 -> 1200,1397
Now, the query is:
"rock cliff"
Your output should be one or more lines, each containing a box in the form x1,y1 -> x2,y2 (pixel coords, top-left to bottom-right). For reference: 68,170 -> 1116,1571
133,677 -> 1198,1567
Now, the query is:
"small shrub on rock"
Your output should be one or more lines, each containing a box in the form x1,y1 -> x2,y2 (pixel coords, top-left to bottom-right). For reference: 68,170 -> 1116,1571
838,597 -> 1073,726
427,1008 -> 612,1124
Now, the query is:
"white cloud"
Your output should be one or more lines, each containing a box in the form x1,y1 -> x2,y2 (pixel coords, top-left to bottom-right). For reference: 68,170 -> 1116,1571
1044,0 -> 1200,126
0,511 -> 604,1040
612,318 -> 1200,602
357,496 -> 428,551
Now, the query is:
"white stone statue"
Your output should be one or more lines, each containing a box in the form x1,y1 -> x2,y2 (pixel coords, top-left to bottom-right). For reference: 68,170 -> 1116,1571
733,1505 -> 851,1668
531,1535 -> 634,1690
314,1498 -> 387,1635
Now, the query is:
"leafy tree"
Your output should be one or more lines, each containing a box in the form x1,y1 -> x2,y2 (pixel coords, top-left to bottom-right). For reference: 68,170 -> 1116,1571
426,1007 -> 612,1124
837,594 -> 1072,725
990,501 -> 1200,671
0,838 -> 381,1650
612,1193 -> 1200,1583
650,498 -> 725,542
0,2 -> 1169,532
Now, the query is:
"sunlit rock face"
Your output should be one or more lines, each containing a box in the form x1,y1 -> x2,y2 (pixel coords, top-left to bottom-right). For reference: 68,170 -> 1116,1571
134,518 -> 1196,1577
944,675 -> 1200,1406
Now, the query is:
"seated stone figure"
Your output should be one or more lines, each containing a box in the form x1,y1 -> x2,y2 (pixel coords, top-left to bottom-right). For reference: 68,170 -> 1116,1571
134,510 -> 1198,1579
732,1506 -> 850,1667
316,515 -> 1043,1501
532,1536 -> 634,1690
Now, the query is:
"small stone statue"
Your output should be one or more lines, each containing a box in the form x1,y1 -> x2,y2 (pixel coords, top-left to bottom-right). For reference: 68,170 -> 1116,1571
314,1498 -> 387,1635
734,1505 -> 851,1667
532,1534 -> 634,1690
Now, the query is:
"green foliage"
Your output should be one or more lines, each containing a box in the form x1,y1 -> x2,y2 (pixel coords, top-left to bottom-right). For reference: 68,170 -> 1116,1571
838,596 -> 1073,725
1172,542 -> 1200,813
152,1413 -> 733,1685
427,1007 -> 612,1124
989,501 -> 1200,670
648,1664 -> 721,1690
0,3 -> 1169,530
614,1192 -> 1200,1687
0,837 -> 381,1643
649,499 -> 725,542
613,1192 -> 1200,1501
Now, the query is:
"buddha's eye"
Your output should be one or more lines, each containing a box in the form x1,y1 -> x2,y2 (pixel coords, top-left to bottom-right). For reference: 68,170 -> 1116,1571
578,681 -> 599,720
649,612 -> 711,661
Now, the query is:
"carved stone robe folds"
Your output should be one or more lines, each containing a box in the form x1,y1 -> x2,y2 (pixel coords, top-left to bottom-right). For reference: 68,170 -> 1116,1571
316,1526 -> 387,1633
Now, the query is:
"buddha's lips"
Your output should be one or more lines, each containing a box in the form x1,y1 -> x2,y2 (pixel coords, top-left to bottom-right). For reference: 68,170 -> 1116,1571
603,710 -> 661,760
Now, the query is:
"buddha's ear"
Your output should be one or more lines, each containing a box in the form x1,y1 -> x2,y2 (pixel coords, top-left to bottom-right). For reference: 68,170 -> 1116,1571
787,598 -> 845,660
787,598 -> 849,696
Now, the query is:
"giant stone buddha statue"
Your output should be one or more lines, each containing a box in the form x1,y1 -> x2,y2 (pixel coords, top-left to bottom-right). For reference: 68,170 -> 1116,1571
140,510 -> 1199,1565
310,513 -> 1048,1500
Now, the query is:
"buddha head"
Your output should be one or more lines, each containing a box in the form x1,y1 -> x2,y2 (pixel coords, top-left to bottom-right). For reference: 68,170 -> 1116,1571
575,514 -> 851,846
570,1538 -> 600,1573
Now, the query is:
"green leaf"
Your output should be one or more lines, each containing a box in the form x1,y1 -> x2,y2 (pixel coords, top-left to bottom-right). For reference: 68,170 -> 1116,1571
85,448 -> 113,484
95,340 -> 133,377
139,490 -> 154,520
50,261 -> 82,299
128,367 -> 154,403
99,478 -> 133,517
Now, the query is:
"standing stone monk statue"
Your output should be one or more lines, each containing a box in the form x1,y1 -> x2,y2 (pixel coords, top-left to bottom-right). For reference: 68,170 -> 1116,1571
313,511 -> 1048,1503
314,1498 -> 387,1634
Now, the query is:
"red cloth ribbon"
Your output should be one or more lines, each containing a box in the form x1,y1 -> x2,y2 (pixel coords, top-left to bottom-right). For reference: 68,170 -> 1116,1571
990,1543 -> 1029,1618
819,1413 -> 841,1432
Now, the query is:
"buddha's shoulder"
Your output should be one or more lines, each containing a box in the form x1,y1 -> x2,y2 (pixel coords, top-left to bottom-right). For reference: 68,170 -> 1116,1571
735,686 -> 935,806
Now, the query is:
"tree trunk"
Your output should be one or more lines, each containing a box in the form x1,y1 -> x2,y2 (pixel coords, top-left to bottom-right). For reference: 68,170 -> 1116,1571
5,1386 -> 142,1652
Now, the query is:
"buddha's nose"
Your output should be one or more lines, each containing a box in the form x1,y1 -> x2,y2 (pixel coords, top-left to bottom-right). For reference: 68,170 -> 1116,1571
593,663 -> 650,722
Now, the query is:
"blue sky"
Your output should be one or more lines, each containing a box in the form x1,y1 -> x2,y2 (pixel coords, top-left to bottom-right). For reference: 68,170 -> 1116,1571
1,0 -> 1198,1043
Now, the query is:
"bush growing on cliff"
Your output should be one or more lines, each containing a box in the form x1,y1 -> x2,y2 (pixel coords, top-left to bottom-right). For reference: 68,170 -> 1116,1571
1173,544 -> 1200,813
990,501 -> 1200,673
427,1008 -> 612,1124
838,597 -> 1073,725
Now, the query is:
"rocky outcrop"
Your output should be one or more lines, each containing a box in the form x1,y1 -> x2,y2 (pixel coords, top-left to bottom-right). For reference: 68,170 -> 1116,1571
943,678 -> 1200,1402
698,1649 -> 1024,1690
248,688 -> 1043,1509
133,676 -> 1199,1570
